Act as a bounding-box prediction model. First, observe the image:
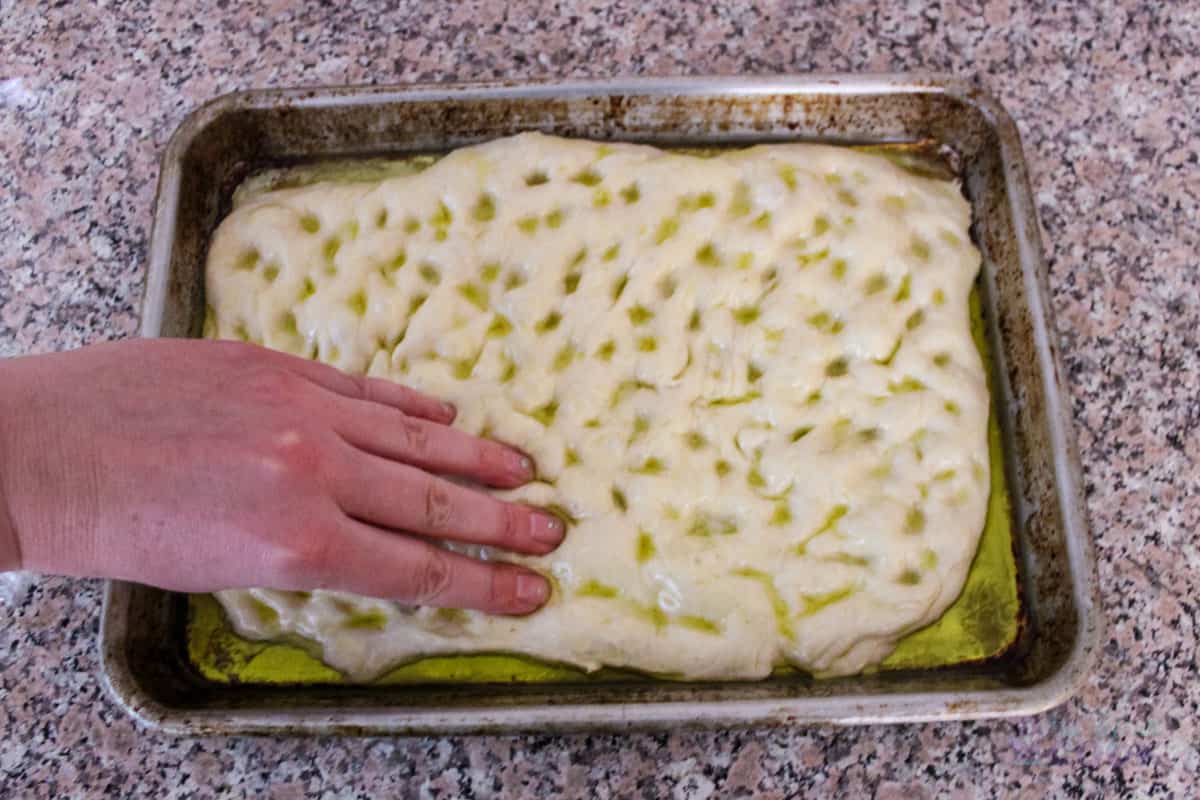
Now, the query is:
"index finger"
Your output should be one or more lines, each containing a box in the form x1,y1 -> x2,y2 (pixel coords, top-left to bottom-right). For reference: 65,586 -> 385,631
238,342 -> 457,423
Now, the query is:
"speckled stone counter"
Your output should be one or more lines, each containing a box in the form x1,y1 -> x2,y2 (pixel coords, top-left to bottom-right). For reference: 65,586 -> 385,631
1,2 -> 1197,797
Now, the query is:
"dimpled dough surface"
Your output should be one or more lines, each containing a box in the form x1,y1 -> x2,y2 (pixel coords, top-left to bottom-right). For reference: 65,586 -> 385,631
206,132 -> 988,680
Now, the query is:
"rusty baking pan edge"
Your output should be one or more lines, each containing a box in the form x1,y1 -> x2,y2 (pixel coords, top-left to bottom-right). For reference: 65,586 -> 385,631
105,73 -> 1101,735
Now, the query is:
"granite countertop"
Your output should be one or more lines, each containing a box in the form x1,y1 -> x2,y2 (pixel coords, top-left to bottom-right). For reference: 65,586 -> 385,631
1,1 -> 1197,796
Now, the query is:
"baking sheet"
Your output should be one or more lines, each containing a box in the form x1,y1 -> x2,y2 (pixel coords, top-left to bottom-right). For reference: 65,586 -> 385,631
102,75 -> 1100,733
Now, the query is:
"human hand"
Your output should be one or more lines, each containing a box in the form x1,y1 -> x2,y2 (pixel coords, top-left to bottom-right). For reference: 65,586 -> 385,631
0,339 -> 564,614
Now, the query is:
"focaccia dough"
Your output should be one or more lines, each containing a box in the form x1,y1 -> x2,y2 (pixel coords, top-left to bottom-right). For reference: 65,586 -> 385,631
206,133 -> 987,680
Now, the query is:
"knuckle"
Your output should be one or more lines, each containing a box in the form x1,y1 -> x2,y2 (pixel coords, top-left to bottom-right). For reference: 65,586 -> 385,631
339,372 -> 366,401
277,532 -> 334,582
259,428 -> 323,483
357,375 -> 384,404
242,366 -> 304,410
422,481 -> 455,532
397,415 -> 429,457
407,547 -> 453,604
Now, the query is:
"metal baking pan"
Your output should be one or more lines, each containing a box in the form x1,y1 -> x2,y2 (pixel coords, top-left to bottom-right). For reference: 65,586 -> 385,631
102,74 -> 1101,735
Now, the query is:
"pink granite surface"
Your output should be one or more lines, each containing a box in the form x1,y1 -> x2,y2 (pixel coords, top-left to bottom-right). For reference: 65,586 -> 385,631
1,1 -> 1197,797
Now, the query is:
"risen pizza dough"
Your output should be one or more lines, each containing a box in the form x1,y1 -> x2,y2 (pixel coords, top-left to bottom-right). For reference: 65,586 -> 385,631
206,133 -> 987,680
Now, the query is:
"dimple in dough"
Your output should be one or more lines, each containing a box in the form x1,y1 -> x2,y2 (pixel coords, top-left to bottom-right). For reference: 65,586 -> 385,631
206,132 -> 988,681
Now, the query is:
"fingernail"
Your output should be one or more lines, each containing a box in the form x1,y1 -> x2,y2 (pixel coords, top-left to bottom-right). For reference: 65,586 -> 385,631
516,573 -> 549,606
441,402 -> 457,421
513,453 -> 535,479
530,512 -> 565,547
504,447 -> 535,480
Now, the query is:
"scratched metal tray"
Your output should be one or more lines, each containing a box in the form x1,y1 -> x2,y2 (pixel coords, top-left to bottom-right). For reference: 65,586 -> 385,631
101,75 -> 1100,735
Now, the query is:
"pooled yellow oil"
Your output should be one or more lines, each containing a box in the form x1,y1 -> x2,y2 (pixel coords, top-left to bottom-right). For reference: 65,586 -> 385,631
187,147 -> 1021,686
878,290 -> 1020,670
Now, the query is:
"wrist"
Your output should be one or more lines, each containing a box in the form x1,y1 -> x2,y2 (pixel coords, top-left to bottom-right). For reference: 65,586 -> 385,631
0,488 -> 18,573
0,359 -> 23,571
0,349 -> 106,579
